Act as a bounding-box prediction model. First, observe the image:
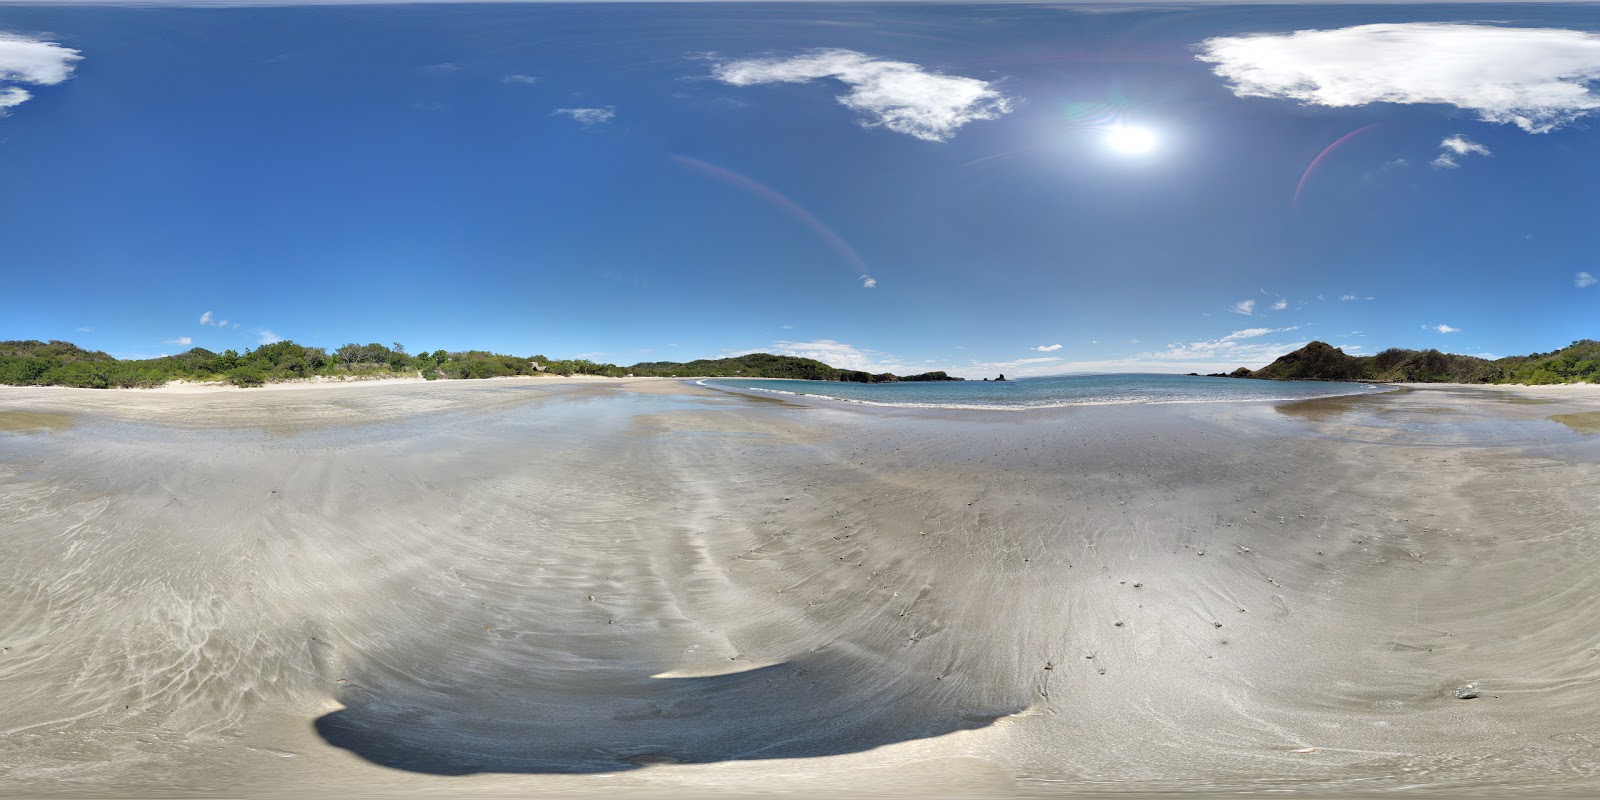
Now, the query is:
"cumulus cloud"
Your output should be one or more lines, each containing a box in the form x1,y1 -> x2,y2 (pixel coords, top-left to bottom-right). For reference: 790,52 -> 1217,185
1229,299 -> 1256,316
0,32 -> 82,114
755,339 -> 905,374
860,275 -> 877,288
502,74 -> 539,85
1576,271 -> 1596,288
710,48 -> 1013,142
1141,327 -> 1308,365
1429,324 -> 1461,333
1034,344 -> 1063,352
257,329 -> 283,345
1132,329 -> 1305,366
1433,134 -> 1491,168
163,336 -> 193,346
552,106 -> 615,126
1196,23 -> 1600,133
199,311 -> 213,325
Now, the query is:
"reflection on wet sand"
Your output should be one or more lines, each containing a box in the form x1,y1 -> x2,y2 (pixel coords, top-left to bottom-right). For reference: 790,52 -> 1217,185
1274,388 -> 1404,422
1551,411 -> 1600,435
0,410 -> 74,433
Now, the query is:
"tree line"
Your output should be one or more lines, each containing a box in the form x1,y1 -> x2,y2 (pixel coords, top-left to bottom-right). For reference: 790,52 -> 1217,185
0,340 -> 635,389
0,340 -> 960,389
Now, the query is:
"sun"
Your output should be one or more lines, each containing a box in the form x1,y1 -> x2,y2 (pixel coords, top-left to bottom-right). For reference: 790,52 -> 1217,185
1105,125 -> 1158,155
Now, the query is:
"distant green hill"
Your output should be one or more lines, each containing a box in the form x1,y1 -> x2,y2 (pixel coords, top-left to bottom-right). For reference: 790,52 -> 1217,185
0,340 -> 960,389
1222,340 -> 1600,385
627,353 -> 959,383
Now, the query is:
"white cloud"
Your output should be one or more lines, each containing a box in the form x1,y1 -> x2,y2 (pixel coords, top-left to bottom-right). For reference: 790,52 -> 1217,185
1270,298 -> 1288,311
710,48 -> 1013,142
968,355 -> 1061,375
1429,324 -> 1461,333
1229,298 -> 1256,315
1432,134 -> 1491,168
964,333 -> 1314,377
163,336 -> 193,346
1439,135 -> 1491,157
502,73 -> 539,85
753,339 -> 905,374
1141,327 -> 1308,366
1034,343 -> 1063,352
1196,23 -> 1600,133
1222,327 -> 1272,341
199,311 -> 213,325
1577,271 -> 1596,288
860,274 -> 877,288
553,106 -> 615,125
257,329 -> 283,345
0,32 -> 82,114
75,326 -> 93,332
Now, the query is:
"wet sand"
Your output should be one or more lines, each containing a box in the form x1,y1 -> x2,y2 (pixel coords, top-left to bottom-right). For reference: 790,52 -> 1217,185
2,380 -> 1599,798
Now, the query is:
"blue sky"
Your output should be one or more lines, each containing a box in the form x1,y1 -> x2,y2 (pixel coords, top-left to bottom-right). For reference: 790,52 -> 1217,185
1,2 -> 1597,377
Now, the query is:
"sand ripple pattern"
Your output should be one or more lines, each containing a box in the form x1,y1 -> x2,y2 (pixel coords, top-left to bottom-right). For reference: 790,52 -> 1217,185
1,380 -> 1599,795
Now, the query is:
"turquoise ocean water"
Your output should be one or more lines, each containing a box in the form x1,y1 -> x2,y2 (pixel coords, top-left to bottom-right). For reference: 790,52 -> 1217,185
707,373 -> 1387,411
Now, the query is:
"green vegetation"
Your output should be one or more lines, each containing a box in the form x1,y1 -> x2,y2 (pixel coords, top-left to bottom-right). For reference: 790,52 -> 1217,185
0,340 -> 962,389
627,353 -> 958,383
0,339 -> 559,389
1221,340 -> 1600,385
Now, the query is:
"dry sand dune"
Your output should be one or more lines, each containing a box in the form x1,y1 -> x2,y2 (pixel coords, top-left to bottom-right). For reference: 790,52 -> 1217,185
2,379 -> 1599,798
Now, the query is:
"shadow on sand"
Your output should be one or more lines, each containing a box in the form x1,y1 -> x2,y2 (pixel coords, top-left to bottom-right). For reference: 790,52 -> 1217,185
314,654 -> 1017,775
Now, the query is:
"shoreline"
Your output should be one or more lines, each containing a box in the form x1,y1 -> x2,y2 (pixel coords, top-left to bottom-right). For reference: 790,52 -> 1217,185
0,372 -> 1592,400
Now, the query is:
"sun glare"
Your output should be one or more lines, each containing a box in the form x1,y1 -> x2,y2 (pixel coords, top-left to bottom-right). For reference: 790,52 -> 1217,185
1105,125 -> 1159,155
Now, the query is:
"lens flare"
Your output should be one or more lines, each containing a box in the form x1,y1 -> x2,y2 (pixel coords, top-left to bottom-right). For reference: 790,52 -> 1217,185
672,155 -> 874,288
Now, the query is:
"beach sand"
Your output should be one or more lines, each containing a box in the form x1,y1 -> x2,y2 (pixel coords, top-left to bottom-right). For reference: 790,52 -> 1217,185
2,379 -> 1599,798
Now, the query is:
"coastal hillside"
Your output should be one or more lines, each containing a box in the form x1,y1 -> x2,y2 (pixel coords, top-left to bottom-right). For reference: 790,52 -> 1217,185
1228,340 -> 1600,385
0,340 -> 958,389
628,353 -> 960,383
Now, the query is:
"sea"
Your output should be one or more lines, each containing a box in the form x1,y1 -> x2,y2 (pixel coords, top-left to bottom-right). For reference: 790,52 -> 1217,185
707,373 -> 1388,411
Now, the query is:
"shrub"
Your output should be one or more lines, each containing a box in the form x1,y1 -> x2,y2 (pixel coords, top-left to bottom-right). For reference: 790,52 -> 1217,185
228,366 -> 266,387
